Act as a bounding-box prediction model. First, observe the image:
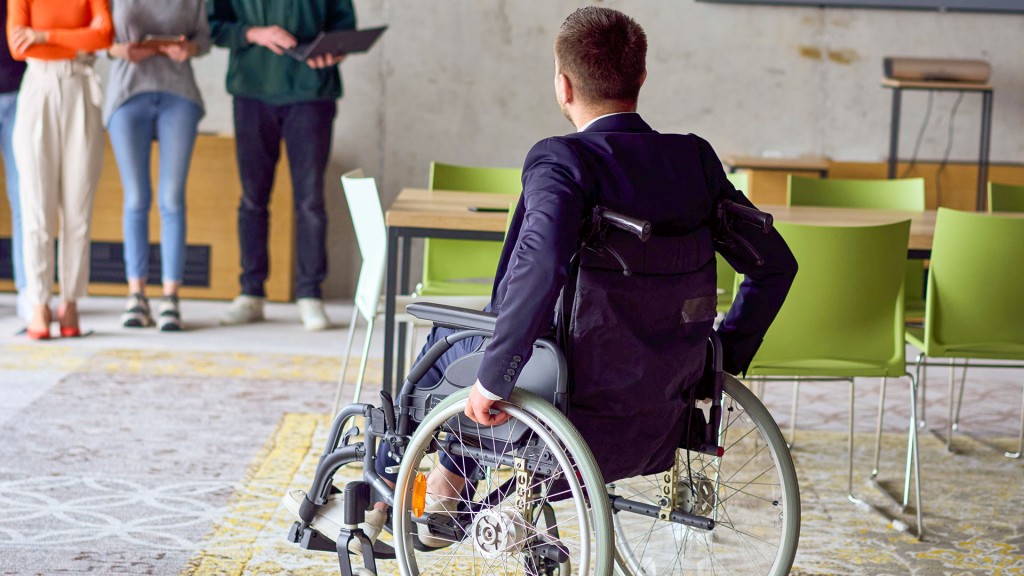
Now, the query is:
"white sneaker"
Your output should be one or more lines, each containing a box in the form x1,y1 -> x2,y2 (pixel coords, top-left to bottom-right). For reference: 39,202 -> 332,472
282,489 -> 387,551
120,293 -> 154,328
297,297 -> 330,331
220,295 -> 264,325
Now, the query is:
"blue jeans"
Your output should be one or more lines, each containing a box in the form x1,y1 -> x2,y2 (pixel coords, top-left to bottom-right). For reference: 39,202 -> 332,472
232,97 -> 336,299
0,91 -> 23,291
108,92 -> 202,284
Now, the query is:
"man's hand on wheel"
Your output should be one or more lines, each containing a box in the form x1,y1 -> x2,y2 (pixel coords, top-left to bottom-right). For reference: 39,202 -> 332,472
465,382 -> 510,426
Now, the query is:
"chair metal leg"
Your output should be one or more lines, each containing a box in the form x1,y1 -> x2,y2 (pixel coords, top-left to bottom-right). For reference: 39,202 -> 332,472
872,377 -> 888,478
1008,380 -> 1024,459
788,378 -> 801,449
915,353 -> 927,428
947,363 -> 957,452
846,379 -> 856,500
908,372 -> 924,539
953,361 -> 968,431
861,373 -> 924,540
331,309 -> 361,415
352,317 -> 376,405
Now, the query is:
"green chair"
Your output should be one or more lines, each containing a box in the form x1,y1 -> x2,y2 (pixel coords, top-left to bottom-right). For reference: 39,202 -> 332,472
715,172 -> 749,313
788,175 -> 927,320
905,208 -> 1024,459
988,181 -> 1024,213
746,220 -> 923,537
417,162 -> 522,297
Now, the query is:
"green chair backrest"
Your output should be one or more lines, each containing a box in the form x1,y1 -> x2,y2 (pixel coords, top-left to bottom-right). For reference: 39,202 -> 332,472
788,175 -> 925,211
988,182 -> 1024,213
921,208 -> 1024,359
422,162 -> 522,295
747,220 -> 911,377
715,172 -> 748,311
788,175 -> 926,316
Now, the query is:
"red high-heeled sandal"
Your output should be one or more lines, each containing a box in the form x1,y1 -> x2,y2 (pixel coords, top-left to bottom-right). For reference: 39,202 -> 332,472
58,306 -> 81,338
27,308 -> 52,340
27,325 -> 52,340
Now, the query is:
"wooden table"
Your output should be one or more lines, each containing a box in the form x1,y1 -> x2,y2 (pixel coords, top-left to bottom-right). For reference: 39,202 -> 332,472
382,188 -> 518,393
723,155 -> 830,178
762,204 -> 936,258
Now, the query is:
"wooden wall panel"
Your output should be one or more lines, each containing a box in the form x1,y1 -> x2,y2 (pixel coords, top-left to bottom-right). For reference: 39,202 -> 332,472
0,134 -> 294,302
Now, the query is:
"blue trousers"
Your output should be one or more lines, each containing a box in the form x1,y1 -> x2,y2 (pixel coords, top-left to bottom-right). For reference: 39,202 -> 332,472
108,92 -> 202,284
376,326 -> 484,483
232,97 -> 336,299
0,91 -> 23,292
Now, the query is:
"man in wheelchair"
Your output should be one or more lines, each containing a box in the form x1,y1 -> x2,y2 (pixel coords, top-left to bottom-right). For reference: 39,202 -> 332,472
286,7 -> 798,575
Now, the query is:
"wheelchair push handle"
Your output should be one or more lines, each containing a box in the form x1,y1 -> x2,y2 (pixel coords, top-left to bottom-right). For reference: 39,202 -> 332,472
718,199 -> 773,234
594,207 -> 652,242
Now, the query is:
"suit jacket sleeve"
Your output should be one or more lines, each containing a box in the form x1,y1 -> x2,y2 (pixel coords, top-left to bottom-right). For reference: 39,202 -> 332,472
699,137 -> 798,375
476,138 -> 586,398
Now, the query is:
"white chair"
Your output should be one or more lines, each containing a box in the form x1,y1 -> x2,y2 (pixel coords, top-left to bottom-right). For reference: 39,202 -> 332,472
333,170 -> 490,413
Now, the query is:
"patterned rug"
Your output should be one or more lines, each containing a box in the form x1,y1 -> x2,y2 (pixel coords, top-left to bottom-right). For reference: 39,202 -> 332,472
1,344 -> 1022,575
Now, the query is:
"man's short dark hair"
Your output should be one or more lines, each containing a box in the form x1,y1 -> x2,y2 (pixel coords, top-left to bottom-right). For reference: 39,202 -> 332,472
554,7 -> 647,104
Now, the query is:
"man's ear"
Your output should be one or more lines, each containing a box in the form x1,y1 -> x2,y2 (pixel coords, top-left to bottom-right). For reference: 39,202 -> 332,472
557,73 -> 573,106
638,69 -> 647,89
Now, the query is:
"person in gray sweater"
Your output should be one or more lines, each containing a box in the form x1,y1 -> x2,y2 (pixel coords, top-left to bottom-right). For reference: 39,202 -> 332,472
105,0 -> 210,331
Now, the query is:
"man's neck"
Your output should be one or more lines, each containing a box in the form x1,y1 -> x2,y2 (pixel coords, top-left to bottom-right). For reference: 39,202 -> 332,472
573,104 -> 637,131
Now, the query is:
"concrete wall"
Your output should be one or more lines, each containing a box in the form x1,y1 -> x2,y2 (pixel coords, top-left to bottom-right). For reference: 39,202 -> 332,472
99,1 -> 1024,298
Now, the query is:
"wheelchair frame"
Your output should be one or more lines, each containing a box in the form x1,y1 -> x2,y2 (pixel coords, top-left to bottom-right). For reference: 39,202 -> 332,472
286,302 -> 800,576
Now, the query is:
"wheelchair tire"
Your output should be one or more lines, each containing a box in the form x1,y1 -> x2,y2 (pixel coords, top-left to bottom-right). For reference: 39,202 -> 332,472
610,375 -> 800,576
393,388 -> 614,575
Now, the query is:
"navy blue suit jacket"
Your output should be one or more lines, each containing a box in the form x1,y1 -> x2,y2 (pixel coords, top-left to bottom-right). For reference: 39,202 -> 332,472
476,113 -> 797,480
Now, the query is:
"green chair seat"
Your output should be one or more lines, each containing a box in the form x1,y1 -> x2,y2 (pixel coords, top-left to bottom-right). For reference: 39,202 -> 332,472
746,359 -> 904,378
414,279 -> 494,297
906,326 -> 1024,360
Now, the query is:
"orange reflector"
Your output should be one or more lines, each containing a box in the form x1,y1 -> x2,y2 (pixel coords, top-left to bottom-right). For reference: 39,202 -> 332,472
412,472 -> 427,517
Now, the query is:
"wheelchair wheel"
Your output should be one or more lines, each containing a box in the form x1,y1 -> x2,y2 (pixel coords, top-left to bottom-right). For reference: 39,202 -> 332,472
610,375 -> 800,575
394,388 -> 614,575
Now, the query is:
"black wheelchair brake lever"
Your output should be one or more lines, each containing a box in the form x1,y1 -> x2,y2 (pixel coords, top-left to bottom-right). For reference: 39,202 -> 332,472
379,390 -> 397,433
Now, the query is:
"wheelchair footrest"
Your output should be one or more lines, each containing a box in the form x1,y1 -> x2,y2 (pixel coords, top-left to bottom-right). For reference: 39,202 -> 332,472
287,521 -> 397,559
411,512 -> 468,548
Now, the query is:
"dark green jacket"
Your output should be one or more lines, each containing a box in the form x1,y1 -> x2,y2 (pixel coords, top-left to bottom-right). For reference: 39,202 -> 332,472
208,0 -> 355,105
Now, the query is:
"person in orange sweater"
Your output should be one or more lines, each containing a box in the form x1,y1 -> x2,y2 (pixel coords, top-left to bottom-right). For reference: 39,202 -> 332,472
6,0 -> 113,339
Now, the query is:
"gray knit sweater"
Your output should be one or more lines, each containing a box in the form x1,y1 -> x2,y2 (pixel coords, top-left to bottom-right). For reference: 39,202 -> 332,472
102,0 -> 211,126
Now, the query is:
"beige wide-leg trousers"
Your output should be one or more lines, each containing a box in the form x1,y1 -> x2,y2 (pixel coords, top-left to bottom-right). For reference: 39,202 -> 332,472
13,57 -> 104,305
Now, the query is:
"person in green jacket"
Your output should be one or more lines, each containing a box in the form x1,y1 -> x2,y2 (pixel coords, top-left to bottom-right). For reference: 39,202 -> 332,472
208,0 -> 355,331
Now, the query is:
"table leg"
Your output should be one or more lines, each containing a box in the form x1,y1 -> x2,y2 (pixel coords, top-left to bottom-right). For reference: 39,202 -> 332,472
977,90 -> 994,211
383,227 -> 399,396
888,88 -> 902,180
396,236 -> 413,385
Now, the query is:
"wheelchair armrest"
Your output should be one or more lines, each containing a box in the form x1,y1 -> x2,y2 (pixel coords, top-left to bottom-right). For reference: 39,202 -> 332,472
406,302 -> 497,333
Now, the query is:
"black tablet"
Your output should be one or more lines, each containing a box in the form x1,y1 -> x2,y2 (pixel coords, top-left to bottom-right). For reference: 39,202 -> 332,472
285,26 -> 387,61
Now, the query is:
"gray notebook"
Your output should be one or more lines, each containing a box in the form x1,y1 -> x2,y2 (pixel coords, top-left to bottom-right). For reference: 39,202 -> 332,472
285,26 -> 386,61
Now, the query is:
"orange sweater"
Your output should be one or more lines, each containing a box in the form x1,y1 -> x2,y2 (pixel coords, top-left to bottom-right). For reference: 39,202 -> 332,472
7,0 -> 112,61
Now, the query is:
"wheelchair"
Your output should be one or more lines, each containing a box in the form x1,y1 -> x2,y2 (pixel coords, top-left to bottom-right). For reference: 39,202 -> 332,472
286,206 -> 801,575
